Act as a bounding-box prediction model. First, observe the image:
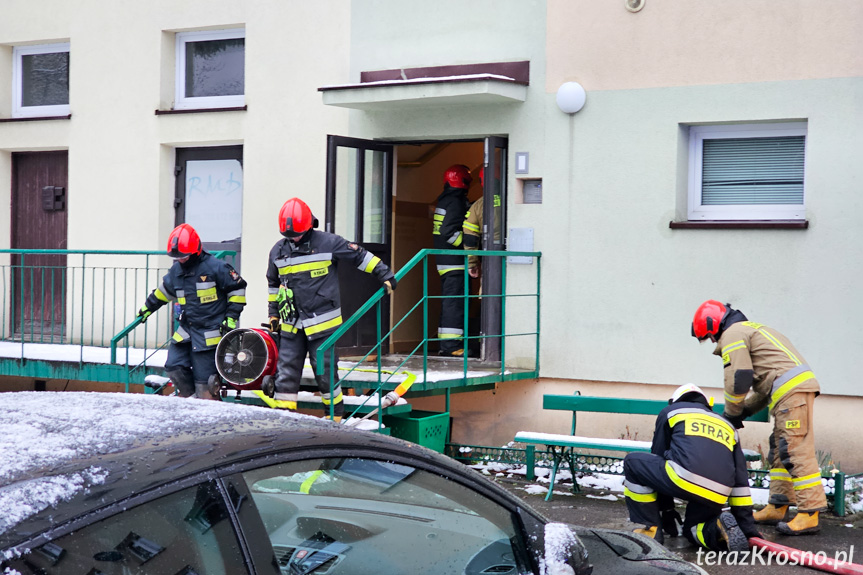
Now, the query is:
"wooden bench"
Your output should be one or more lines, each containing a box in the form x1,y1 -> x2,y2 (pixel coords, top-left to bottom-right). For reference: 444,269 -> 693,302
515,393 -> 769,501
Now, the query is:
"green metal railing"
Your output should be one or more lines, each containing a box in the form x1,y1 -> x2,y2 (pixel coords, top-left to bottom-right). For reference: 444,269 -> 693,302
316,248 -> 542,424
0,249 -> 174,365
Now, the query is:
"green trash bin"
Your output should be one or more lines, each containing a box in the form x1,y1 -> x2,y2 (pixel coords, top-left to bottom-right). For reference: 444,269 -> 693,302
383,410 -> 450,453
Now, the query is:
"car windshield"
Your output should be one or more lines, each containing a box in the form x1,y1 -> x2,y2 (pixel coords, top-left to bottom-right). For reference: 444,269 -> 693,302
247,457 -> 482,516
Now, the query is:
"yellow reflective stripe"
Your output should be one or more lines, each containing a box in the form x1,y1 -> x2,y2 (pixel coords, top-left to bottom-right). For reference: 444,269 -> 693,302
721,340 -> 747,355
730,496 -> 754,506
769,370 -> 815,410
304,316 -> 343,336
439,333 -> 463,340
433,214 -> 444,221
696,523 -> 708,548
451,233 -> 463,247
624,487 -> 657,502
172,332 -> 184,342
770,468 -> 793,481
205,335 -> 222,346
667,412 -> 736,450
463,221 -> 480,233
321,392 -> 343,405
197,287 -> 217,297
268,294 -> 279,302
178,297 -> 186,305
753,325 -> 802,365
665,462 -> 729,505
793,472 -> 823,490
154,288 -> 170,302
279,261 -> 332,275
724,391 -> 746,404
300,470 -> 324,494
438,267 -> 464,275
280,323 -> 298,333
364,255 -> 381,273
228,295 -> 246,303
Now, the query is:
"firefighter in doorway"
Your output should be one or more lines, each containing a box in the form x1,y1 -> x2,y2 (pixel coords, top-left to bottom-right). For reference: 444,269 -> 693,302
266,198 -> 397,421
137,223 -> 247,400
692,300 -> 827,535
433,164 -> 472,357
623,384 -> 761,551
463,166 -> 502,280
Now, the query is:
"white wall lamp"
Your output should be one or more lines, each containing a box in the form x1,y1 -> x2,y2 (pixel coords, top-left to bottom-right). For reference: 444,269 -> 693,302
556,82 -> 586,114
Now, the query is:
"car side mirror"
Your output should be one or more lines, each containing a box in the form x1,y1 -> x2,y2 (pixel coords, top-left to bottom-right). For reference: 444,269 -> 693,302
521,512 -> 592,575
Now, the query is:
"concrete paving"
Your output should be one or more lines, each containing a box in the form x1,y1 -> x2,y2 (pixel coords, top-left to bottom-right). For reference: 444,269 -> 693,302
495,475 -> 863,575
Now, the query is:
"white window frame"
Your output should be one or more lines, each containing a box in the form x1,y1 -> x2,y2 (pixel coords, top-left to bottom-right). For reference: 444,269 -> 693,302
175,28 -> 245,110
687,122 -> 808,221
12,43 -> 71,118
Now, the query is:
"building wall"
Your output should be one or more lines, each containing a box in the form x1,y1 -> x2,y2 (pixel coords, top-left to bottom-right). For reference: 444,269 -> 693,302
0,0 -> 353,326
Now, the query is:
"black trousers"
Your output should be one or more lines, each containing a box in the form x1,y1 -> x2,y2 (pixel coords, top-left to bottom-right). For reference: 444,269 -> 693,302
438,270 -> 466,354
165,342 -> 217,395
623,452 -> 726,550
275,330 -> 343,416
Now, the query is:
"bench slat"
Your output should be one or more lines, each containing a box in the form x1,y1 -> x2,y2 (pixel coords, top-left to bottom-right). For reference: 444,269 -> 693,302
542,394 -> 769,423
515,431 -> 652,453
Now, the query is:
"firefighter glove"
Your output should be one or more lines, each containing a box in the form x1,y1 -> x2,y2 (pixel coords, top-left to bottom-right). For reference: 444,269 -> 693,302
220,316 -> 237,335
277,285 -> 297,322
267,316 -> 280,334
137,305 -> 153,323
384,277 -> 398,295
660,509 -> 682,537
723,411 -> 746,429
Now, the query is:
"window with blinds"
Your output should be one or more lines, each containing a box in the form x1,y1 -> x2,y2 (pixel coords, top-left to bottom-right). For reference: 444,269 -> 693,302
688,122 -> 807,221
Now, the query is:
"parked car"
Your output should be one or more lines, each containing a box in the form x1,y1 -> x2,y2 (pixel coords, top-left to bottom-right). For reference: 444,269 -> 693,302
0,392 -> 706,575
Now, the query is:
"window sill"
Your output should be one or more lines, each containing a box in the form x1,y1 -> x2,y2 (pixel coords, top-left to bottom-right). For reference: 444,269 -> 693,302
155,106 -> 247,115
0,114 -> 71,123
669,220 -> 809,230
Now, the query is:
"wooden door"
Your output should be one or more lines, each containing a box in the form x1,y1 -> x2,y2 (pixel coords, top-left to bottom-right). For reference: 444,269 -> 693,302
11,151 -> 69,341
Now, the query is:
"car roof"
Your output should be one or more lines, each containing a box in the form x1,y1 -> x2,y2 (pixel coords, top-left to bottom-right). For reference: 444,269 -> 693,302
0,391 -> 477,550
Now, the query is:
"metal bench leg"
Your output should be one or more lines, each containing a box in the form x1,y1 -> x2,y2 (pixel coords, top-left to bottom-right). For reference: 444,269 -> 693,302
546,447 -> 562,501
568,449 -> 581,494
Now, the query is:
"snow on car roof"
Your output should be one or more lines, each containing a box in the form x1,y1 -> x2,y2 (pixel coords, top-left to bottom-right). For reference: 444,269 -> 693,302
0,391 -> 323,538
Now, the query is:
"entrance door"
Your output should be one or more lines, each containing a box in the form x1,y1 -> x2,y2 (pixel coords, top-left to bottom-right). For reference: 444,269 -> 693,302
325,135 -> 394,355
481,137 -> 507,361
11,151 -> 68,341
175,146 -> 244,271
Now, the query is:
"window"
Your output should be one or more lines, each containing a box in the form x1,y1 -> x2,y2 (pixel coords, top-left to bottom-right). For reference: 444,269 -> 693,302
12,43 -> 70,118
239,456 -> 531,575
688,122 -> 807,221
3,482 -> 249,575
175,28 -> 245,110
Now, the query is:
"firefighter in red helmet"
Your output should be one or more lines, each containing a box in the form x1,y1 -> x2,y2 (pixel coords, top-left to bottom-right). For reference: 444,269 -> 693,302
137,223 -> 247,399
433,164 -> 472,356
691,300 -> 826,535
266,198 -> 397,421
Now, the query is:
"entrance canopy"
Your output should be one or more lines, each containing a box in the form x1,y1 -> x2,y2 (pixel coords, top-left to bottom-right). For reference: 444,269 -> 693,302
319,61 -> 529,110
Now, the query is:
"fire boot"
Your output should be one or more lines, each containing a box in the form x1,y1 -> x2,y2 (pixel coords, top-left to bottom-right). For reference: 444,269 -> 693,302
776,511 -> 820,535
633,526 -> 663,544
194,382 -> 219,401
715,512 -> 749,552
753,504 -> 790,525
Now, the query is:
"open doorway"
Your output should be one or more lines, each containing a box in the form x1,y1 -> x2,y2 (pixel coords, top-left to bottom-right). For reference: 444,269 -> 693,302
325,137 -> 506,361
391,141 -> 484,356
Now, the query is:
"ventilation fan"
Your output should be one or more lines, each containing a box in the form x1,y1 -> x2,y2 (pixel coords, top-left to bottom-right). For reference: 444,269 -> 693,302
625,0 -> 645,13
215,328 -> 279,390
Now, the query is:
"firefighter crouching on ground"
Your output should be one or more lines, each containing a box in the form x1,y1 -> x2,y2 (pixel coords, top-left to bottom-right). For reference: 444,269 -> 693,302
266,198 -> 397,421
623,384 -> 761,551
692,300 -> 827,535
433,164 -> 471,357
137,223 -> 247,400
